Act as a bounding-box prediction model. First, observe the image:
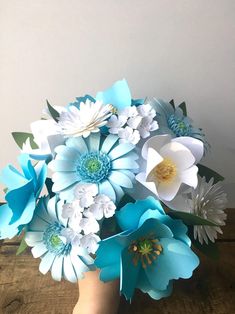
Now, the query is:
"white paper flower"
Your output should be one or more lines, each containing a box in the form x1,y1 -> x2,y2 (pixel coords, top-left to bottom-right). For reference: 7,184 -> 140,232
79,216 -> 100,235
74,184 -> 98,208
86,194 -> 116,220
60,227 -> 83,246
138,116 -> 159,138
80,233 -> 101,254
119,106 -> 138,118
107,115 -> 127,134
127,116 -> 142,129
182,177 -> 227,244
137,103 -> 156,118
136,134 -> 204,201
58,100 -> 113,138
118,126 -> 141,145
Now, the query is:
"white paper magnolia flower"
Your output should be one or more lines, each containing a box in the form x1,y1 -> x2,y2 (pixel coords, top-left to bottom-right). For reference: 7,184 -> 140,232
136,134 -> 204,201
58,100 -> 113,138
182,177 -> 227,244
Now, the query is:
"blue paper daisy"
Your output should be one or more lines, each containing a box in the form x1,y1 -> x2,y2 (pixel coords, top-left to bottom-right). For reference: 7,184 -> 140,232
150,98 -> 208,147
49,133 -> 138,202
25,196 -> 94,283
95,197 -> 199,300
0,154 -> 47,239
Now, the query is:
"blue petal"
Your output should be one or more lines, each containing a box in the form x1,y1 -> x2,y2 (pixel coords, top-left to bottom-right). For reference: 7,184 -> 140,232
66,137 -> 88,154
0,165 -> 27,190
54,145 -> 80,161
49,159 -> 77,172
138,269 -> 173,300
108,181 -> 124,203
99,180 -> 116,202
145,238 -> 199,291
96,79 -> 131,111
39,251 -> 55,274
6,180 -> 35,224
0,204 -> 16,239
87,133 -> 101,152
101,134 -> 119,154
120,247 -> 141,300
116,197 -> 165,231
108,143 -> 134,160
112,157 -> 139,170
52,172 -> 79,192
109,171 -> 133,188
68,95 -> 95,109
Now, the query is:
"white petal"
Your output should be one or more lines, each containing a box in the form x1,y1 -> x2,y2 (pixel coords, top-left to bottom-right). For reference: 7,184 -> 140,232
31,242 -> 48,258
63,255 -> 77,283
142,134 -> 172,160
180,166 -> 198,188
51,255 -> 63,281
158,179 -> 182,201
39,251 -> 55,274
172,137 -> 204,163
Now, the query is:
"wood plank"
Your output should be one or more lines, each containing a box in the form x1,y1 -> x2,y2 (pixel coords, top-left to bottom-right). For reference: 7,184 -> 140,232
0,242 -> 234,314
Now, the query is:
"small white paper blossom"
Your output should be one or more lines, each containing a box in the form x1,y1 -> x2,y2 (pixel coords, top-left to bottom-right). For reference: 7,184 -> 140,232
74,184 -> 98,208
107,103 -> 159,145
80,233 -> 101,254
58,99 -> 113,138
138,116 -> 159,138
86,194 -> 116,220
119,106 -> 138,118
107,115 -> 127,134
137,103 -> 156,118
60,228 -> 83,246
118,126 -> 140,145
79,217 -> 100,235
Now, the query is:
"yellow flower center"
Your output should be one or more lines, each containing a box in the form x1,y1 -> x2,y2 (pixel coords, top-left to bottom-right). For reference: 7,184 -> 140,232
154,158 -> 177,183
129,237 -> 163,268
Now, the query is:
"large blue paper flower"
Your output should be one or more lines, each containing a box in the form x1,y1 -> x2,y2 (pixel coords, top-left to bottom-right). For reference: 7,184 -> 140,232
49,133 -> 138,202
95,197 -> 199,300
150,98 -> 207,146
0,154 -> 47,239
25,196 -> 93,282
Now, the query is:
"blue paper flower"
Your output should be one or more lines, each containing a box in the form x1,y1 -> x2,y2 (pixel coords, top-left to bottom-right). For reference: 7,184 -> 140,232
95,197 -> 199,300
151,99 -> 207,146
49,133 -> 138,202
0,154 -> 47,239
25,196 -> 94,282
96,79 -> 132,111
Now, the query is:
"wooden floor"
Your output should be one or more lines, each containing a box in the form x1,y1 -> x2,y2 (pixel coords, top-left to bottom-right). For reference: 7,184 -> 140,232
0,210 -> 234,314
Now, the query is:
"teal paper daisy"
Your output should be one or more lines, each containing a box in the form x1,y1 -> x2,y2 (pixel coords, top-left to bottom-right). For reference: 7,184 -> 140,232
49,133 -> 138,202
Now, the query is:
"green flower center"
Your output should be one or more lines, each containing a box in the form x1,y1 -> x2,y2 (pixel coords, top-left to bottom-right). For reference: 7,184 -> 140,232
50,234 -> 63,248
129,236 -> 163,268
85,158 -> 102,173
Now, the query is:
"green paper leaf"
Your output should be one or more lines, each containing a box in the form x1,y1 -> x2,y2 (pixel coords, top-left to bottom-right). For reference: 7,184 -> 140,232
169,99 -> 175,109
168,210 -> 218,226
178,101 -> 187,116
16,236 -> 28,256
198,164 -> 224,183
12,132 -> 38,150
47,100 -> 60,122
45,178 -> 55,198
188,227 -> 219,260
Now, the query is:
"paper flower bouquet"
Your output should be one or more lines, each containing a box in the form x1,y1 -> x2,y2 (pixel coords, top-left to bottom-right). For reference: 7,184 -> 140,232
0,80 -> 228,300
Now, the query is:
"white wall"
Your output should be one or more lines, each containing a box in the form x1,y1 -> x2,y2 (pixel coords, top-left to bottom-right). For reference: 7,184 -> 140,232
0,0 -> 235,205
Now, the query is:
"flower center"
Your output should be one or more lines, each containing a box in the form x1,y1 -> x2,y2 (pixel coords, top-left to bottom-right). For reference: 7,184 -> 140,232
154,158 -> 177,183
43,222 -> 72,256
77,152 -> 111,183
129,237 -> 162,268
167,114 -> 191,137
